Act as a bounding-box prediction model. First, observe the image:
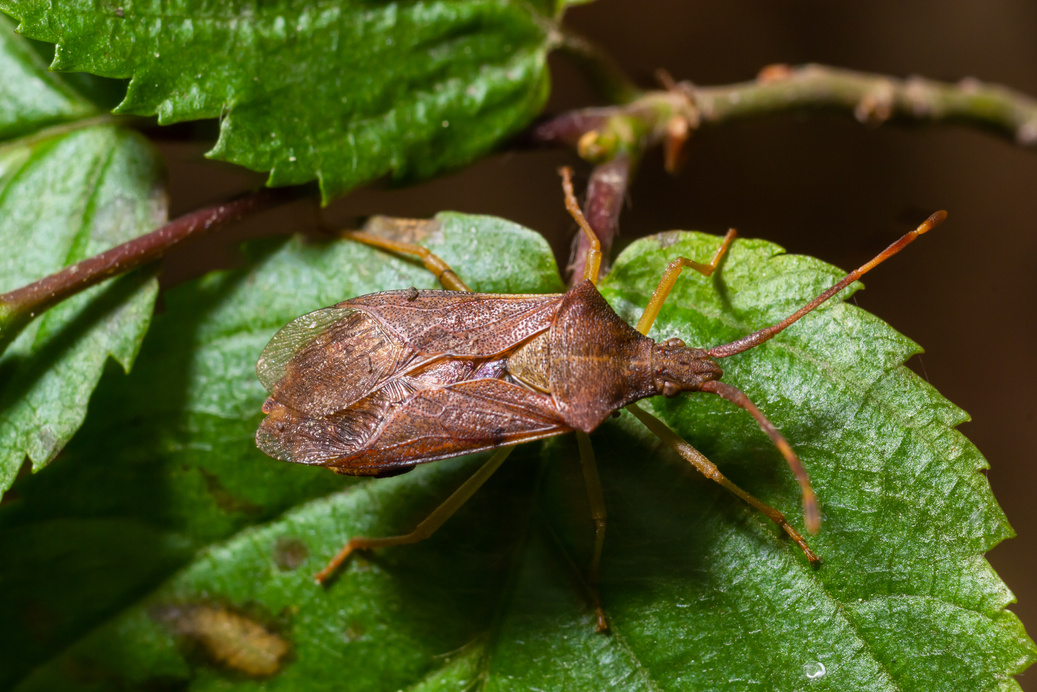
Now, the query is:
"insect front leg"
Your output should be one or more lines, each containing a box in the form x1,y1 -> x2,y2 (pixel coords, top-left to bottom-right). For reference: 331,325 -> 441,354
314,446 -> 516,584
342,230 -> 470,291
626,403 -> 820,564
634,228 -> 737,335
576,431 -> 609,633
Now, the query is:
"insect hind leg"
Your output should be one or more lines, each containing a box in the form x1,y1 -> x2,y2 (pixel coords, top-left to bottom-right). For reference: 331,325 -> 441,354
626,403 -> 819,564
314,446 -> 514,584
342,230 -> 470,292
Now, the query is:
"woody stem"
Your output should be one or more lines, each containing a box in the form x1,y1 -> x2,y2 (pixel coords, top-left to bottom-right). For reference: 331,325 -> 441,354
534,63 -> 1037,282
0,186 -> 307,350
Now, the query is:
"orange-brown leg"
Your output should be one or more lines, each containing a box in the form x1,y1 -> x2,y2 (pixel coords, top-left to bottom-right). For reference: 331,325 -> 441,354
314,446 -> 515,584
558,167 -> 603,285
342,230 -> 470,292
626,403 -> 819,564
635,228 -> 737,335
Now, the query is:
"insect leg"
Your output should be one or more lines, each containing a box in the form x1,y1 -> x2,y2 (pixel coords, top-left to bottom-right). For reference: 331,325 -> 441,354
341,230 -> 470,291
313,446 -> 515,584
576,431 -> 609,633
558,167 -> 603,285
634,229 -> 737,335
626,403 -> 820,564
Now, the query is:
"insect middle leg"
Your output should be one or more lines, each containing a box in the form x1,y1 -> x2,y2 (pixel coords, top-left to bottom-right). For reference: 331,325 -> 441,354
626,403 -> 819,564
314,446 -> 516,584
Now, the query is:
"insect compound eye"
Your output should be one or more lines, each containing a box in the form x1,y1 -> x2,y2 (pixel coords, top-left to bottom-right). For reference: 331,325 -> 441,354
661,337 -> 686,349
662,381 -> 680,397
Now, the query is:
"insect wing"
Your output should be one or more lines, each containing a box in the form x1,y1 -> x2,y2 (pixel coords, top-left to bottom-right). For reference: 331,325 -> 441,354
257,306 -> 411,417
258,306 -> 350,391
331,378 -> 570,473
348,290 -> 562,358
260,376 -> 570,476
257,289 -> 568,473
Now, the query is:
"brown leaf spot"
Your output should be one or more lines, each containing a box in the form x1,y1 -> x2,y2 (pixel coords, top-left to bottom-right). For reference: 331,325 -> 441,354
153,604 -> 290,678
342,621 -> 367,642
273,537 -> 309,571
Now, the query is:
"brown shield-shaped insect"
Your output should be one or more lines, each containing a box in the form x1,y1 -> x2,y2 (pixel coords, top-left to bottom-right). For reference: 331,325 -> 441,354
256,169 -> 944,631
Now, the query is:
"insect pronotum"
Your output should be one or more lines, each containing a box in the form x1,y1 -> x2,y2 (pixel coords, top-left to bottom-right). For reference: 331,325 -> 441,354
256,169 -> 944,632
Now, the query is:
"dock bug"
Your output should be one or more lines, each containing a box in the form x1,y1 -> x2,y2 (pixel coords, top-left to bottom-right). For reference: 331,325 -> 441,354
256,168 -> 944,631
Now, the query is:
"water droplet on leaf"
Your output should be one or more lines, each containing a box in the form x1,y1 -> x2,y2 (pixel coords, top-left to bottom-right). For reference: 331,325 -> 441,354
803,661 -> 827,680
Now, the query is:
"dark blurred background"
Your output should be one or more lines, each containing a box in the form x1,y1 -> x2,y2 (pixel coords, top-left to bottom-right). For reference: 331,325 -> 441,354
158,0 -> 1037,682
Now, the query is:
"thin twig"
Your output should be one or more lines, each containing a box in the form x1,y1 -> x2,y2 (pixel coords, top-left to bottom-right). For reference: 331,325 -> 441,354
535,64 -> 1037,157
537,63 -> 1037,281
0,186 -> 308,346
692,64 -> 1037,144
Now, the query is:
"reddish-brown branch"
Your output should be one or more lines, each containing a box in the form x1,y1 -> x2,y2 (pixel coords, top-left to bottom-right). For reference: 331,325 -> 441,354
534,64 -> 1037,158
0,186 -> 306,335
536,63 -> 1037,283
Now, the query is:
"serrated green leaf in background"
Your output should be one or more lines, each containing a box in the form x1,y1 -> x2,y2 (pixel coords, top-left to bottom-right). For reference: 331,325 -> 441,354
0,13 -> 94,138
0,15 -> 167,496
0,0 -> 581,202
0,216 -> 1031,690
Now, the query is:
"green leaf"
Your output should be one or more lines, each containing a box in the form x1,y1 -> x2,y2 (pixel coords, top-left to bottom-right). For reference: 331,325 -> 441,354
0,13 -> 94,137
0,217 -> 1031,690
0,0 -> 569,202
0,16 -> 167,497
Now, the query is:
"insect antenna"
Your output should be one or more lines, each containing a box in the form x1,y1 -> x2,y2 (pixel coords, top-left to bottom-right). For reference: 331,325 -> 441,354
700,380 -> 820,534
707,210 -> 946,359
698,210 -> 945,534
